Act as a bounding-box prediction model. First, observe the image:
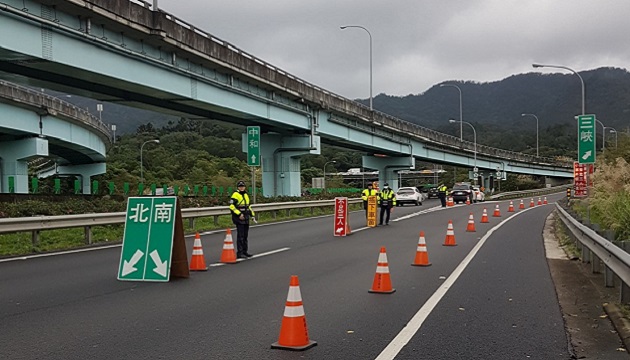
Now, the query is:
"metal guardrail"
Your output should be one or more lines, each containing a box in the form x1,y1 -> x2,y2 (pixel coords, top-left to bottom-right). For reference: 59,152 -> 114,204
489,185 -> 569,200
0,198 -> 362,246
555,203 -> 630,301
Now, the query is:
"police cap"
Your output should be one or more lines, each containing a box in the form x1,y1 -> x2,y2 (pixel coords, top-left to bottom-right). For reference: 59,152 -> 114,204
237,180 -> 246,187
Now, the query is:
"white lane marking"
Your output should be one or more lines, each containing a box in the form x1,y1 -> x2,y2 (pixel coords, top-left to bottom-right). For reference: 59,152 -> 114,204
374,207 -> 534,360
208,247 -> 290,267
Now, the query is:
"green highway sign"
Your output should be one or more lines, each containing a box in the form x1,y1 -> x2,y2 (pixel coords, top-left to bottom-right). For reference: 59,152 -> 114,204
118,197 -> 177,282
577,115 -> 596,164
247,126 -> 261,166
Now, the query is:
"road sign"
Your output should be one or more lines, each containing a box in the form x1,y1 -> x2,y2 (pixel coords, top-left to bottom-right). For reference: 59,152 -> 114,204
577,115 -> 596,164
118,197 -> 177,282
367,195 -> 377,228
247,126 -> 261,166
334,197 -> 348,236
573,162 -> 588,197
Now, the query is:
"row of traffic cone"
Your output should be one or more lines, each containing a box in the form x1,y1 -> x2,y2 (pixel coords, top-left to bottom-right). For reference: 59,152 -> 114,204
189,229 -> 239,271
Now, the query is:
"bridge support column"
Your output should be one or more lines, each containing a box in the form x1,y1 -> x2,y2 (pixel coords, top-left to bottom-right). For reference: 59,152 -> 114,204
249,133 -> 320,197
0,137 -> 48,193
362,155 -> 415,191
54,163 -> 106,194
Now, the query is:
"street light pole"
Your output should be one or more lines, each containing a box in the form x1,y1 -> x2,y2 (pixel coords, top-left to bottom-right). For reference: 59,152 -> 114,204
340,25 -> 373,111
532,63 -> 585,115
521,113 -> 539,157
140,139 -> 160,183
323,160 -> 337,189
595,119 -> 606,151
609,128 -> 618,148
440,83 -> 463,141
449,119 -> 476,169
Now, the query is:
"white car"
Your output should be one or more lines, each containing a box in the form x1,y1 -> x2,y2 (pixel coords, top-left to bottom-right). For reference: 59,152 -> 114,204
472,186 -> 485,202
396,187 -> 423,206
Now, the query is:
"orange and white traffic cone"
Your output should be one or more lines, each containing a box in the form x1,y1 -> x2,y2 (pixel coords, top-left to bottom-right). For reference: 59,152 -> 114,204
190,232 -> 208,271
443,220 -> 457,246
529,198 -> 535,208
271,275 -> 317,351
508,201 -> 514,212
466,213 -> 476,232
543,196 -> 548,205
411,231 -> 431,267
220,229 -> 237,264
465,197 -> 471,205
481,208 -> 489,223
493,204 -> 501,217
447,197 -> 454,207
369,247 -> 396,293
537,197 -> 542,206
519,199 -> 525,209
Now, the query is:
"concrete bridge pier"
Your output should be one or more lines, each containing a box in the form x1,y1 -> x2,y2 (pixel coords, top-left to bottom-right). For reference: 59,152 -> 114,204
54,163 -> 106,194
256,133 -> 320,197
363,155 -> 415,191
0,137 -> 48,193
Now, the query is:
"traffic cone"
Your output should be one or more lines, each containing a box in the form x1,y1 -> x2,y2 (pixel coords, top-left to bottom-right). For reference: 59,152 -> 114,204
411,231 -> 431,266
508,201 -> 514,212
466,213 -> 476,232
443,220 -> 457,246
481,208 -> 489,223
220,229 -> 237,264
447,197 -> 454,207
492,204 -> 501,217
271,275 -> 317,351
537,197 -> 542,206
519,199 -> 525,209
190,232 -> 208,271
543,197 -> 548,205
369,247 -> 396,293
529,198 -> 535,207
465,197 -> 471,205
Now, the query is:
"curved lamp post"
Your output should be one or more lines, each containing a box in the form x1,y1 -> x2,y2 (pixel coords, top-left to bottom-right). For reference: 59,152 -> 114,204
521,113 -> 539,157
449,119 -> 476,169
140,139 -> 160,183
440,83 -> 463,141
340,25 -> 373,111
532,63 -> 585,115
609,128 -> 618,148
323,160 -> 337,189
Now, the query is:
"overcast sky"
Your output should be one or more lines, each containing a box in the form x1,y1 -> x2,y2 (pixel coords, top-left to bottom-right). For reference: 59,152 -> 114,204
157,0 -> 630,100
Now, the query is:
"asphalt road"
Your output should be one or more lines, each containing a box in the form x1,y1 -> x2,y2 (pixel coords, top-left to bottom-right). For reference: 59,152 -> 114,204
0,195 -> 574,359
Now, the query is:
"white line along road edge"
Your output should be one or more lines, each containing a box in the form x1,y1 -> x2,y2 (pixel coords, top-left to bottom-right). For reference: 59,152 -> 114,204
374,207 -> 535,360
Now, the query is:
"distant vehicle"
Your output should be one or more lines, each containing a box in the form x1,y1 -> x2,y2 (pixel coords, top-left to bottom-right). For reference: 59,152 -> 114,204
425,186 -> 439,199
472,186 -> 485,202
396,187 -> 423,206
450,183 -> 474,204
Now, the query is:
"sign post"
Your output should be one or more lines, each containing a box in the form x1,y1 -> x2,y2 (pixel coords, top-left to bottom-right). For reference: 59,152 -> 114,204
118,197 -> 189,282
334,197 -> 348,236
577,115 -> 596,164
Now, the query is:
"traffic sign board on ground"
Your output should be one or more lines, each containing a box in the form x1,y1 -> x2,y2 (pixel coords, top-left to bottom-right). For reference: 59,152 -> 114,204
334,197 -> 348,236
247,126 -> 261,166
367,195 -> 377,228
577,115 -> 596,164
118,197 -> 177,282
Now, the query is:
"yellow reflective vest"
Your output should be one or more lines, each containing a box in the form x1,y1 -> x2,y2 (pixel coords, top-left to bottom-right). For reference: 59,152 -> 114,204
361,188 -> 378,201
378,189 -> 396,207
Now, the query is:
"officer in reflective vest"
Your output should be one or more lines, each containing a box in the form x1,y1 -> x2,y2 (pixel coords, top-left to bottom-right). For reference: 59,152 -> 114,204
229,180 -> 256,259
378,183 -> 396,226
361,183 -> 378,217
438,184 -> 448,207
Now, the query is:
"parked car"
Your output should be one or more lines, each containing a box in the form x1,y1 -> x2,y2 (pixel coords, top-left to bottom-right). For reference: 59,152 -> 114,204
450,183 -> 474,204
396,187 -> 423,206
472,186 -> 485,202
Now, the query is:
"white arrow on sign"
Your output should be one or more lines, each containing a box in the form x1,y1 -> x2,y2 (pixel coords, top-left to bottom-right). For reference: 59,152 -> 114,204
336,227 -> 344,234
122,249 -> 144,276
251,154 -> 257,163
150,250 -> 168,277
582,150 -> 592,160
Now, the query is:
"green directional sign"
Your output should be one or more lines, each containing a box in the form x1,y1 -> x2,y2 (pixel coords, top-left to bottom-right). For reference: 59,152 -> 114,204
247,126 -> 261,166
577,114 -> 596,164
118,197 -> 177,282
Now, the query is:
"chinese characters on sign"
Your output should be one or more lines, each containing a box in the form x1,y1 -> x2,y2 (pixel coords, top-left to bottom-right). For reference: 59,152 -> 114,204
577,115 -> 596,164
573,162 -> 588,197
247,126 -> 261,166
367,195 -> 377,227
334,197 -> 348,236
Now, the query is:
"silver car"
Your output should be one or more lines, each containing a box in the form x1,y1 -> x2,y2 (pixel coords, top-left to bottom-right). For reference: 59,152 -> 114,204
396,187 -> 423,206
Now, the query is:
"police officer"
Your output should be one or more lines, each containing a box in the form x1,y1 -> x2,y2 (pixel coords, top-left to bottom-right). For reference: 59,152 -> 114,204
378,183 -> 396,225
438,183 -> 448,207
229,180 -> 256,258
361,183 -> 378,217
